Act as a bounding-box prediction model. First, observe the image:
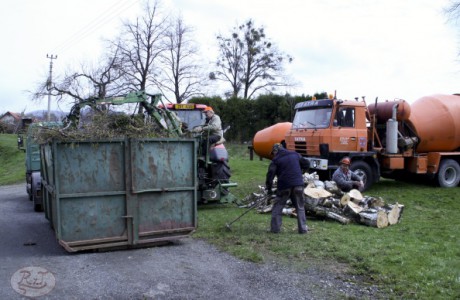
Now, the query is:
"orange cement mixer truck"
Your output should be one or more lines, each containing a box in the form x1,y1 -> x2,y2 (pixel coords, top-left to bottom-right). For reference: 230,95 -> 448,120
252,94 -> 460,190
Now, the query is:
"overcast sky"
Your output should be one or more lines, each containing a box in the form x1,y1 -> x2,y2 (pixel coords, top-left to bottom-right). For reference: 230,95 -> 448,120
0,0 -> 458,114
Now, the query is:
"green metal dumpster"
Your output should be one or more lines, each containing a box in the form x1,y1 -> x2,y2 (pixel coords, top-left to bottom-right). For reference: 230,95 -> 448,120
41,138 -> 197,252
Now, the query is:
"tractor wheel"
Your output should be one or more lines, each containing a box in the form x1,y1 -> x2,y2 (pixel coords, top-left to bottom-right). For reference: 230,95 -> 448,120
437,159 -> 460,187
216,161 -> 231,182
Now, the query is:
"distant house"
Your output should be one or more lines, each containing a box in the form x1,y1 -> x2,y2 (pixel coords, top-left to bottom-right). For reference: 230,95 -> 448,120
0,111 -> 22,133
0,111 -> 21,123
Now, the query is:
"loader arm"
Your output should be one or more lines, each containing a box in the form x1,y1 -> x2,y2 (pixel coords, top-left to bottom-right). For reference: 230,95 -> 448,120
61,91 -> 183,137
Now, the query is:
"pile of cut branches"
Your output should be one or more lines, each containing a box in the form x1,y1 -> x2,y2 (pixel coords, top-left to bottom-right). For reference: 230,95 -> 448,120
30,113 -> 169,144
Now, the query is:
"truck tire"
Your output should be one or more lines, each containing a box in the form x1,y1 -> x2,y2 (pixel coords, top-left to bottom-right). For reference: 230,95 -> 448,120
437,159 -> 460,187
350,161 -> 373,191
31,172 -> 43,212
33,194 -> 43,212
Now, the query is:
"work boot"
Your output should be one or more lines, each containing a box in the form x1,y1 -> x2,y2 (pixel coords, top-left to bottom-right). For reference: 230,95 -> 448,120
299,226 -> 310,234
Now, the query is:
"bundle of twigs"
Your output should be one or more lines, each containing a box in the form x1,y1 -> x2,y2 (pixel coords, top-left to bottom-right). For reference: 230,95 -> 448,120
30,112 -> 169,144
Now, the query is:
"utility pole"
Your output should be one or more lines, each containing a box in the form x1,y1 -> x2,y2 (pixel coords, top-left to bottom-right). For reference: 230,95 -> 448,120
46,54 -> 57,121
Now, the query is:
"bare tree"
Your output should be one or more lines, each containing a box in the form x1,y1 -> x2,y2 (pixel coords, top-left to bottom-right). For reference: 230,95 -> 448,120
210,19 -> 293,99
32,47 -> 126,109
445,1 -> 460,21
116,0 -> 168,113
157,16 -> 207,103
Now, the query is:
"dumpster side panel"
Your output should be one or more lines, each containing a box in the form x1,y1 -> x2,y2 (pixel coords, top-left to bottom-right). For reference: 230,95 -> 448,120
138,191 -> 195,233
131,140 -> 197,239
44,139 -> 197,252
41,144 -> 54,223
131,140 -> 195,190
56,142 -> 125,194
60,196 -> 127,241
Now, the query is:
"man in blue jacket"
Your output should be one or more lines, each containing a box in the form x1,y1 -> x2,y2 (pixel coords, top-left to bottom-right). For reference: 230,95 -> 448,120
265,143 -> 310,234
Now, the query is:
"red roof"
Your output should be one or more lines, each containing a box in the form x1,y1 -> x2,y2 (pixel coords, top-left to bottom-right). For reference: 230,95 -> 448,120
0,111 -> 22,121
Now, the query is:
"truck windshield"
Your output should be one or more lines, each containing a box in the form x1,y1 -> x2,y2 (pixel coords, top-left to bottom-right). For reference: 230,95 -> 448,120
292,108 -> 332,129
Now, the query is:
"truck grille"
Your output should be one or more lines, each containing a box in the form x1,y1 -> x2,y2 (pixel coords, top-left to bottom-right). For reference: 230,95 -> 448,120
294,141 -> 307,155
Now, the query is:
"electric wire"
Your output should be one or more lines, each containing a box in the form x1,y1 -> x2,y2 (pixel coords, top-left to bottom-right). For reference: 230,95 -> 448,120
51,0 -> 139,55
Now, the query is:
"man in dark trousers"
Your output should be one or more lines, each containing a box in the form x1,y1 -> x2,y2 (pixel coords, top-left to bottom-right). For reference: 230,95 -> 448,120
265,143 -> 310,234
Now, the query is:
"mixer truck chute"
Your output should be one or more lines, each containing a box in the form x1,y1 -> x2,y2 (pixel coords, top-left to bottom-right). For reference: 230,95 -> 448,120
252,94 -> 460,189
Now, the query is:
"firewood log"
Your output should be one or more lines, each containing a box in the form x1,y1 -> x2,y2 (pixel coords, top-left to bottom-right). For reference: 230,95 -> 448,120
304,204 -> 351,224
348,189 -> 363,201
340,194 -> 350,207
325,211 -> 351,225
305,196 -> 321,207
385,203 -> 405,225
304,187 -> 332,199
358,209 -> 389,228
343,201 -> 364,221
364,196 -> 385,208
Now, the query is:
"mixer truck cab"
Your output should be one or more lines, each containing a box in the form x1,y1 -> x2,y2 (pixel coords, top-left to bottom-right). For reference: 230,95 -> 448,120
284,97 -> 378,189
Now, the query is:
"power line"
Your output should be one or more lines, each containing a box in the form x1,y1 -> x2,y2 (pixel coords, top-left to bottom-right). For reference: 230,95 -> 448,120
52,0 -> 139,55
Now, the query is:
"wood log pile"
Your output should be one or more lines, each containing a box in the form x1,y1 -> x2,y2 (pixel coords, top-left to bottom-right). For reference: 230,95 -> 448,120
240,173 -> 404,228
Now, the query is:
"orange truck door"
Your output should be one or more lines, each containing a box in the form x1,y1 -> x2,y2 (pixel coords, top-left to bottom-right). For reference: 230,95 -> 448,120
331,107 -> 361,152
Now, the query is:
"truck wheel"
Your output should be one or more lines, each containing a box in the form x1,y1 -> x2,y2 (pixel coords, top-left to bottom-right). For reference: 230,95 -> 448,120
350,161 -> 373,191
437,159 -> 460,187
33,195 -> 43,212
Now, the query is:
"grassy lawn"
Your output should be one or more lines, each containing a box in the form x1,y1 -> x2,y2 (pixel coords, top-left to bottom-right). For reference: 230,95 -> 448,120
1,135 -> 459,299
196,143 -> 460,299
0,134 -> 25,184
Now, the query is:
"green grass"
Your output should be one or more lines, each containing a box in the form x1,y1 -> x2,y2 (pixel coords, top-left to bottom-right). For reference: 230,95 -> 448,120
1,137 -> 459,299
197,143 -> 460,299
0,134 -> 25,185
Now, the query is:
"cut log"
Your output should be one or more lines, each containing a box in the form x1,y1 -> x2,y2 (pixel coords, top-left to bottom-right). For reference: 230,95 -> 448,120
324,180 -> 342,196
348,189 -> 364,201
358,209 -> 389,228
340,194 -> 350,207
282,207 -> 295,216
385,203 -> 405,225
258,205 -> 273,213
343,201 -> 364,221
304,187 -> 332,199
305,196 -> 321,207
326,211 -> 351,225
363,196 -> 385,208
304,205 -> 351,225
322,198 -> 333,208
330,198 -> 342,208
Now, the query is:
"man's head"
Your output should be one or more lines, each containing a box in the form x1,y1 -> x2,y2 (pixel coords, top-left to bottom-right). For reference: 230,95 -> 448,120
271,143 -> 282,155
203,106 -> 214,118
340,156 -> 351,170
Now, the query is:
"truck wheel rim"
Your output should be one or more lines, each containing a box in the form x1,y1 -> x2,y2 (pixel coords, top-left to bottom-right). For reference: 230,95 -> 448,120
444,167 -> 457,185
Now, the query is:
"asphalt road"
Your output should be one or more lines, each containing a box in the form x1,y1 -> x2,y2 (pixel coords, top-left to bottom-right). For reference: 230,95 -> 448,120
0,183 -> 381,300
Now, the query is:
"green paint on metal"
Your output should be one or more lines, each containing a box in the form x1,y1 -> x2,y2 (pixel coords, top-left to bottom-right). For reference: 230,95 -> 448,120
41,138 -> 197,252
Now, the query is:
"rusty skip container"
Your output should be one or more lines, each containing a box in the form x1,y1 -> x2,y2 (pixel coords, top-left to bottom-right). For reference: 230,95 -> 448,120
41,138 -> 197,252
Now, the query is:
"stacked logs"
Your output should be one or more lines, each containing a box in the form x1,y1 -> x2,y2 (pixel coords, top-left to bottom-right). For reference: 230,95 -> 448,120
240,173 -> 404,228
